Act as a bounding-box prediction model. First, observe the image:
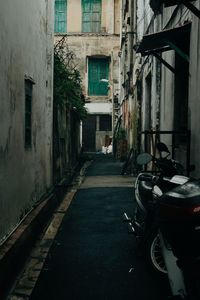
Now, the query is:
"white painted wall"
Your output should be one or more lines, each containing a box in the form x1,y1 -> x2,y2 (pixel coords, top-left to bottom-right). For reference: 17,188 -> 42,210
0,0 -> 54,242
85,103 -> 112,114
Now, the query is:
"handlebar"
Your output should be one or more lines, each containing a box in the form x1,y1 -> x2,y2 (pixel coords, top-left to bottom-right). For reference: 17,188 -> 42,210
138,173 -> 158,183
138,173 -> 172,184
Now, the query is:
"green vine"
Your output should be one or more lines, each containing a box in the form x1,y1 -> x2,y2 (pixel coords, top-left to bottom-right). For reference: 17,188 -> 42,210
54,36 -> 87,119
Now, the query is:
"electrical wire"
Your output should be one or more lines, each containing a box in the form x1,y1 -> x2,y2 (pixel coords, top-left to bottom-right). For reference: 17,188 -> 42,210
136,4 -> 153,27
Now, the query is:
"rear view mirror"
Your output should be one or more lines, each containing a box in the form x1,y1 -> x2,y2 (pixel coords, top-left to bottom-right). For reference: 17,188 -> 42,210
156,142 -> 170,153
137,153 -> 152,165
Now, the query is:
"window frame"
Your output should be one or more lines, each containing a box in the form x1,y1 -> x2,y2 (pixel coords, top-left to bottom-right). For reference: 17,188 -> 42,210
54,0 -> 67,33
88,57 -> 109,96
82,0 -> 102,33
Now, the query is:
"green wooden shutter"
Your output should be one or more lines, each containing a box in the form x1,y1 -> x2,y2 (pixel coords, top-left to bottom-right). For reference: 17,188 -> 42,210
88,58 -> 109,96
91,0 -> 101,32
82,0 -> 101,33
55,0 -> 67,33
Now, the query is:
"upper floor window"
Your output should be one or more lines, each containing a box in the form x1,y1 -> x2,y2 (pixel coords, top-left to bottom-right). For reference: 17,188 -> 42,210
55,0 -> 67,33
82,0 -> 101,33
88,57 -> 109,96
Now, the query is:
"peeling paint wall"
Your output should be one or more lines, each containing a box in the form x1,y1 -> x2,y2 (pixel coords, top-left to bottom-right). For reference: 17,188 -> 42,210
0,0 -> 54,242
63,35 -> 120,97
188,5 -> 200,177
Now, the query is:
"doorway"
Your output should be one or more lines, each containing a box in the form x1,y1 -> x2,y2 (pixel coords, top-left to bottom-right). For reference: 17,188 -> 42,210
82,115 -> 96,152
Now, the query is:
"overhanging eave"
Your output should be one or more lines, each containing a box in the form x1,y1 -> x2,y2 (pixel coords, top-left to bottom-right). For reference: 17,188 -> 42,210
136,22 -> 191,58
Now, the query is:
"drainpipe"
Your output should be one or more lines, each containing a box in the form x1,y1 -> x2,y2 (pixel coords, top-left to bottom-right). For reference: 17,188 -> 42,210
110,51 -> 114,135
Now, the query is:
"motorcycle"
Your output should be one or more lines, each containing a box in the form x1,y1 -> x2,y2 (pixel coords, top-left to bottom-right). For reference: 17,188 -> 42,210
123,143 -> 200,299
138,174 -> 200,299
124,142 -> 188,275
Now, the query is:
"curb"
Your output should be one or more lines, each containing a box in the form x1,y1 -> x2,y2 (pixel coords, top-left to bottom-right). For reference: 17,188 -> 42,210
9,191 -> 76,300
0,160 -> 91,299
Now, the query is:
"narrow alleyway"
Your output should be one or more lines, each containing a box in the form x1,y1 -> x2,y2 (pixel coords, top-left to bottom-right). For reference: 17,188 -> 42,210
11,155 -> 169,300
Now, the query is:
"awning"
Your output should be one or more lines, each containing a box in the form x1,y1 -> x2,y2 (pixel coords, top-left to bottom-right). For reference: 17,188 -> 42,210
137,22 -> 191,57
137,22 -> 191,73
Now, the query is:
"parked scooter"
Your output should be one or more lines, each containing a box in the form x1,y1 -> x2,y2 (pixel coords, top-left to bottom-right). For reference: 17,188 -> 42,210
135,174 -> 200,299
124,142 -> 188,275
157,178 -> 200,299
123,143 -> 200,299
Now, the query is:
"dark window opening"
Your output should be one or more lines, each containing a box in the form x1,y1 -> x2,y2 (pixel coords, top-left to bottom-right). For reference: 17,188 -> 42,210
145,73 -> 152,131
82,115 -> 96,152
25,80 -> 33,149
174,49 -> 189,144
99,114 -> 112,131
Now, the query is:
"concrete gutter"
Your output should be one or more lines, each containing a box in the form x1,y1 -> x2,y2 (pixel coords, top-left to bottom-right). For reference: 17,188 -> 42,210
0,160 -> 91,299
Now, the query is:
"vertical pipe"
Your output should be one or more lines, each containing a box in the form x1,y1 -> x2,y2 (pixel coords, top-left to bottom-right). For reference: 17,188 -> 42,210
144,130 -> 148,171
186,130 -> 191,176
172,132 -> 175,160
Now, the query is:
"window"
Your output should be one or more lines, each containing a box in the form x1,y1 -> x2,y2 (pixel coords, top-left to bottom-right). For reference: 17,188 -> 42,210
88,58 -> 109,96
82,0 -> 101,33
55,0 -> 67,33
99,115 -> 112,131
25,80 -> 33,149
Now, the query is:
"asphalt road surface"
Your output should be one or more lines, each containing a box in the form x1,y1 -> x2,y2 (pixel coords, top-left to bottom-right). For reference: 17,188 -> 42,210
17,154 -> 169,300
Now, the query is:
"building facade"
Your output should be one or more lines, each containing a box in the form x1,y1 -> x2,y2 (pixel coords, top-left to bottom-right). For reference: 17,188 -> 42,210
54,0 -> 121,152
0,0 -> 54,243
119,0 -> 138,152
120,0 -> 200,177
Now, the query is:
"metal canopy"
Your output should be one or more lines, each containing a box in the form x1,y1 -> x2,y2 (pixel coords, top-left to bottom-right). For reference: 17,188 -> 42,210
136,22 -> 191,73
136,22 -> 191,57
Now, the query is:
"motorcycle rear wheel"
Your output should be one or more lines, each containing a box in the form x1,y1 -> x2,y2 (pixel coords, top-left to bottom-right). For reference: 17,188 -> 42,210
144,230 -> 167,276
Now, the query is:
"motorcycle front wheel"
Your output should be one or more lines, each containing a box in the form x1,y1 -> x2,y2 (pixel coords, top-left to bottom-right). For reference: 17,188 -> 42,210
144,230 -> 167,276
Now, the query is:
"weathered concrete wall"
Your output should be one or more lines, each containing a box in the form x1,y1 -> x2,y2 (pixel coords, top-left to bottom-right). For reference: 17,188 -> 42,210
188,4 -> 200,177
160,51 -> 175,132
0,0 -> 54,242
55,0 -> 120,152
67,0 -> 82,33
55,0 -> 121,101
136,1 -> 200,176
114,0 -> 120,34
64,35 -> 120,96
